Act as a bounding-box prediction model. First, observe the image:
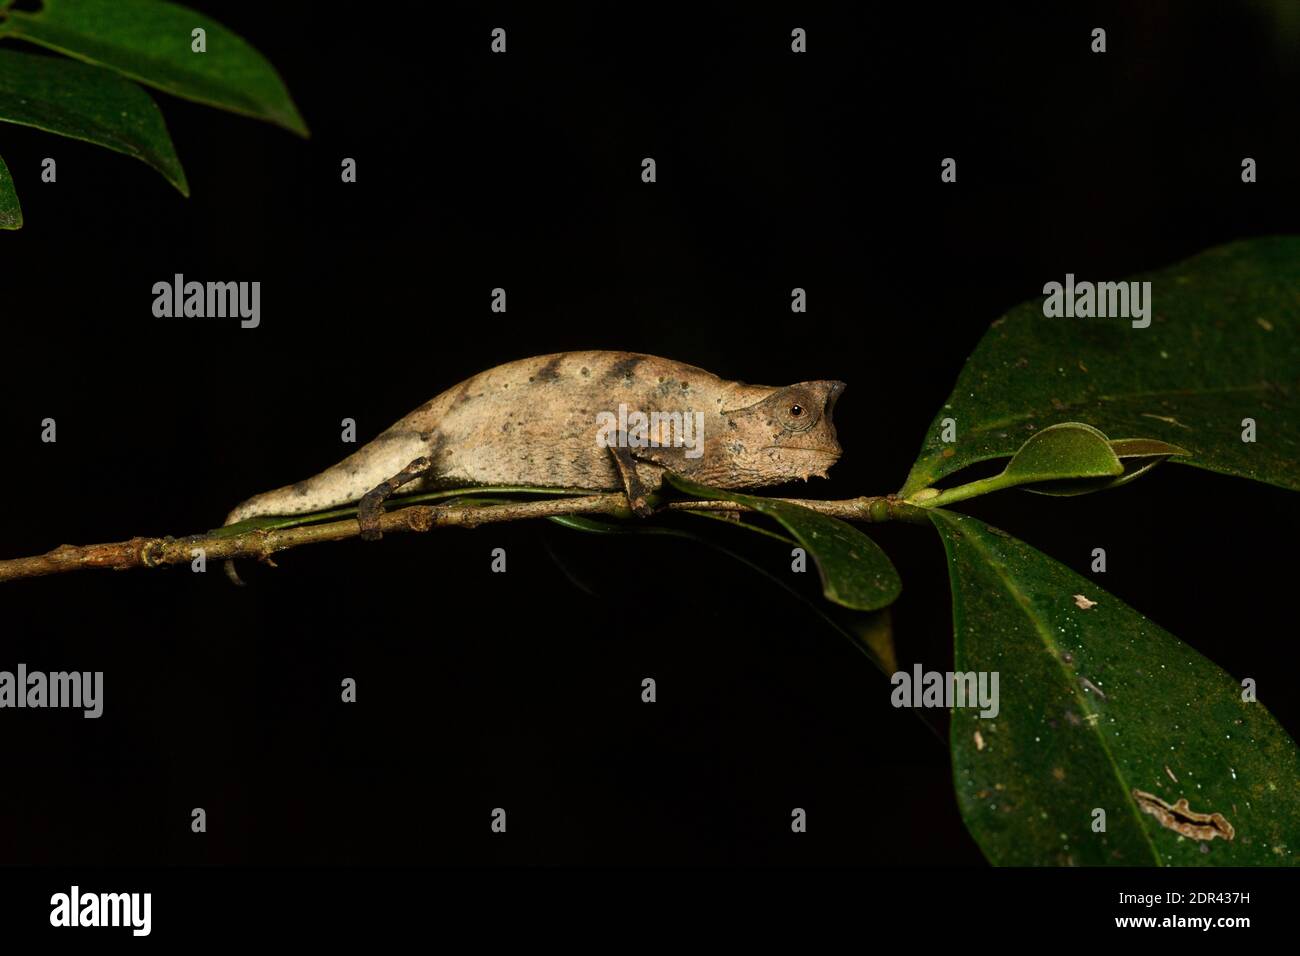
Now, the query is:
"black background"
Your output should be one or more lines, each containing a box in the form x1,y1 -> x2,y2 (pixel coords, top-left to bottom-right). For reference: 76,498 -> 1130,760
1,0 -> 1297,869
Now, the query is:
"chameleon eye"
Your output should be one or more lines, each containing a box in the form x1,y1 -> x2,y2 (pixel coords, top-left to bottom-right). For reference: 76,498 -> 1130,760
777,393 -> 817,431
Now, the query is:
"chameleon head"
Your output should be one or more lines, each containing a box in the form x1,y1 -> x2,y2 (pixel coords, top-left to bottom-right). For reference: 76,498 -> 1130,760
720,379 -> 846,485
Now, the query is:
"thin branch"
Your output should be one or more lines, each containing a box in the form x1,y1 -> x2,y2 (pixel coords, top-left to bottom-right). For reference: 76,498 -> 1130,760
0,492 -> 927,584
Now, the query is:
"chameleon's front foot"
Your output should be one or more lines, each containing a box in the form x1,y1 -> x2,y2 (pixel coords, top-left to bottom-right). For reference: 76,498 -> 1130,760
606,439 -> 655,518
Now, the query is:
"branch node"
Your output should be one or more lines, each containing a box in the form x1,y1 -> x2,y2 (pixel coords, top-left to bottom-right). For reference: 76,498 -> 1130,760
406,507 -> 435,532
138,538 -> 167,568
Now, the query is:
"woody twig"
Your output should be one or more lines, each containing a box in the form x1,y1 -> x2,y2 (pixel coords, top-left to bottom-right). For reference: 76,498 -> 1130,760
0,492 -> 924,584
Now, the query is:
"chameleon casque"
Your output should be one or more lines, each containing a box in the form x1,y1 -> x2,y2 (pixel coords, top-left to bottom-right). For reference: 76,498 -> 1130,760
224,351 -> 846,539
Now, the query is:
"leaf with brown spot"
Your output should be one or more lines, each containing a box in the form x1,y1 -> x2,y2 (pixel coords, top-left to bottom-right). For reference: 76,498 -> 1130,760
931,509 -> 1300,866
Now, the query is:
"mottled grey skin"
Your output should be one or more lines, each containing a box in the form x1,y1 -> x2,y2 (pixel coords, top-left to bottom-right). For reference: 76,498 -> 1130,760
224,351 -> 845,526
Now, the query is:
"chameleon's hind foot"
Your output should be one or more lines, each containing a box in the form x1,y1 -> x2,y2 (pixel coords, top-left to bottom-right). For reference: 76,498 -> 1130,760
357,490 -> 386,541
357,455 -> 433,541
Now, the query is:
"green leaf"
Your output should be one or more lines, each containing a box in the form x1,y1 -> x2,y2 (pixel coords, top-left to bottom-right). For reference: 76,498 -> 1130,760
0,150 -> 20,228
676,508 -> 800,547
549,514 -> 905,681
1108,437 -> 1193,459
930,509 -> 1300,866
0,47 -> 187,194
903,238 -> 1300,496
1004,421 -> 1123,482
845,606 -> 898,676
1027,436 -> 1192,497
665,473 -> 901,611
913,422 -> 1125,506
3,0 -> 307,136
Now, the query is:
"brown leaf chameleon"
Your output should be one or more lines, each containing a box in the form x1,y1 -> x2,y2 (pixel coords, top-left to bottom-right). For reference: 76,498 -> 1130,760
224,350 -> 845,541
